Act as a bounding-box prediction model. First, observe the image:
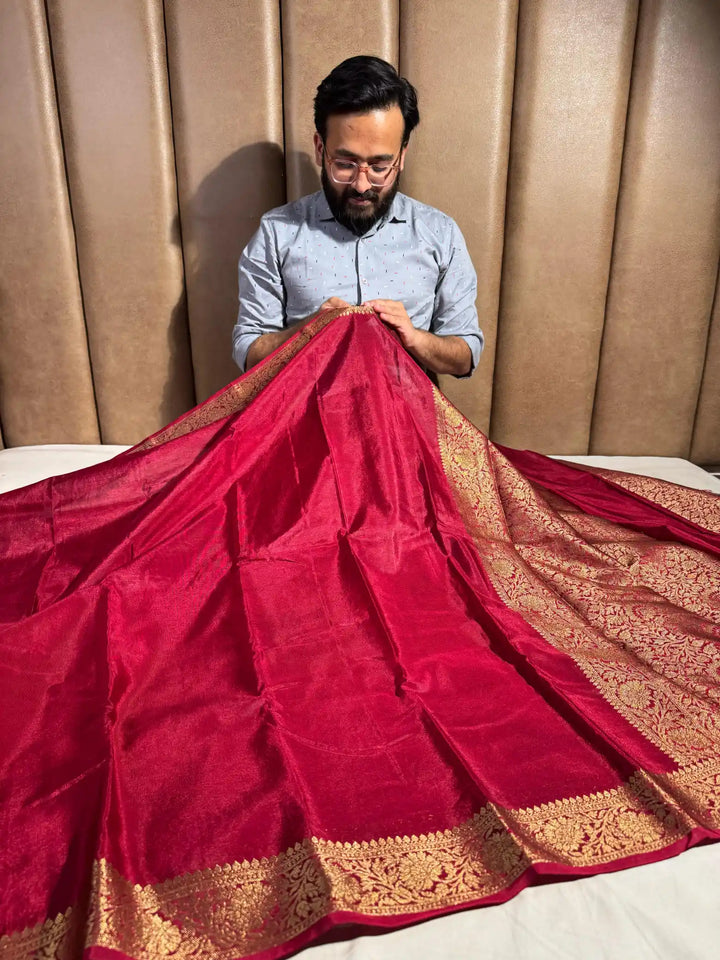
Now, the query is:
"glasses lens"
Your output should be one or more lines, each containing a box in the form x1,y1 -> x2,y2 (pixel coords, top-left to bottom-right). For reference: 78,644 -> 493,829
330,161 -> 356,183
330,160 -> 393,186
368,167 -> 391,186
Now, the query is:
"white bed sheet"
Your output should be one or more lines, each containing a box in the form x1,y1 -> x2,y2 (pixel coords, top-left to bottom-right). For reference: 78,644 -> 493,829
2,445 -> 719,496
0,444 -> 130,493
2,445 -> 719,959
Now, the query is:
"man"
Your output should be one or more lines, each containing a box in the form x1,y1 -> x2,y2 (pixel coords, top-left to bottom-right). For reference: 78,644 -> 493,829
232,56 -> 482,377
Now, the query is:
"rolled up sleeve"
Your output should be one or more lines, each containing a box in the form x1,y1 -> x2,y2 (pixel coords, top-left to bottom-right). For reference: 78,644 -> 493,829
232,220 -> 286,372
430,221 -> 483,378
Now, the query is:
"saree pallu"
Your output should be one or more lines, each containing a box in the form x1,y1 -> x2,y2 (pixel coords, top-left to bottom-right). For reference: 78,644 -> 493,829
1,309 -> 719,960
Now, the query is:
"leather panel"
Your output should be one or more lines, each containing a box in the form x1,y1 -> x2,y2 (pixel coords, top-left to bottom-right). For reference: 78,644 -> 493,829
282,0 -> 399,203
0,0 -> 99,445
490,0 -> 638,454
690,266 -> 720,465
400,0 -> 518,434
165,0 -> 284,401
590,0 -> 720,457
0,1 -> 718,460
45,0 -> 194,443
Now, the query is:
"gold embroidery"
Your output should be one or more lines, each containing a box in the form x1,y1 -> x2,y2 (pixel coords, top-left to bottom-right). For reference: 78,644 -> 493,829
137,308 -> 375,451
572,464 -> 720,533
84,806 -> 525,960
506,770 -> 690,866
632,544 -> 720,624
5,761 -> 719,960
657,757 -> 720,827
543,509 -> 720,623
0,909 -> 74,960
434,392 -> 720,765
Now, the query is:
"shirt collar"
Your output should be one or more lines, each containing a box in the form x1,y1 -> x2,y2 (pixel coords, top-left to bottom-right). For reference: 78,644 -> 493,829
315,190 -> 407,237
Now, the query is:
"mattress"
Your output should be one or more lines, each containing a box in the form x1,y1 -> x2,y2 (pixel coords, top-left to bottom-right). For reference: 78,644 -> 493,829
2,444 -> 719,959
2,445 -> 720,496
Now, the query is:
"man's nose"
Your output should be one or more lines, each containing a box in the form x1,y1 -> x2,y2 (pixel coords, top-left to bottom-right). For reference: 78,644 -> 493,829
354,166 -> 373,193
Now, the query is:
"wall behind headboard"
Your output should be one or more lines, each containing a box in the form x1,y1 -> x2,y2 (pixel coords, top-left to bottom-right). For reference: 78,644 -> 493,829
1,0 -> 718,462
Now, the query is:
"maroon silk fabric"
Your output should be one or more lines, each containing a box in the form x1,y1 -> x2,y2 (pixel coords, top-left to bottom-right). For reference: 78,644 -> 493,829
1,312 -> 719,959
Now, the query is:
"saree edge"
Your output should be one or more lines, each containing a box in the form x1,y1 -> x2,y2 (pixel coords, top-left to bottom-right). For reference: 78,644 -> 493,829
132,308 -> 376,453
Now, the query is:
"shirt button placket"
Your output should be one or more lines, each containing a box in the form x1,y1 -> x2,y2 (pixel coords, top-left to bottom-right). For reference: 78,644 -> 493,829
355,238 -> 362,306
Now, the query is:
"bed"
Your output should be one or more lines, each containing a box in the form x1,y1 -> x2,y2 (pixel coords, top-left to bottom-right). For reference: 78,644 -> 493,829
3,0 -> 720,954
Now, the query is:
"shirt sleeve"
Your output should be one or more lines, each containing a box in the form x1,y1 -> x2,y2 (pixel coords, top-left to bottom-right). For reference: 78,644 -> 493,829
430,220 -> 484,378
232,218 -> 286,371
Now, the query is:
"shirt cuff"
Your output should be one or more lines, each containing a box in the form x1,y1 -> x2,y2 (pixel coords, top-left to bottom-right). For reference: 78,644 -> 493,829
232,332 -> 262,373
454,331 -> 484,379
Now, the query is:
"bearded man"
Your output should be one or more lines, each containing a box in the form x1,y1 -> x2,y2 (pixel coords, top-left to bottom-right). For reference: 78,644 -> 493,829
232,56 -> 483,377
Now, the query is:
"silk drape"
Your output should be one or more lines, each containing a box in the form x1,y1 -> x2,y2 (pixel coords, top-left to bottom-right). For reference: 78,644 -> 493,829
1,310 -> 719,960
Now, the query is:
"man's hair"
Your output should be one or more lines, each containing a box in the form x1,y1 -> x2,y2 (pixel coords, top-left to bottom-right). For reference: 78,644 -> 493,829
314,56 -> 420,147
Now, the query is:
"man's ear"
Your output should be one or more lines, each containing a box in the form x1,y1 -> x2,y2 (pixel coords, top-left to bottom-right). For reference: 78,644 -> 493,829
313,133 -> 324,167
399,145 -> 408,172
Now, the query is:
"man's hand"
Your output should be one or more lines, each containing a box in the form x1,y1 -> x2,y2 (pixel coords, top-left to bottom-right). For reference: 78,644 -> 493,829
364,298 -> 472,377
245,297 -> 352,370
363,299 -> 419,351
319,297 -> 351,311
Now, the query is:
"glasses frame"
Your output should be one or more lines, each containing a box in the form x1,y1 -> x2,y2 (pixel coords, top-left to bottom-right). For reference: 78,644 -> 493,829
322,146 -> 402,187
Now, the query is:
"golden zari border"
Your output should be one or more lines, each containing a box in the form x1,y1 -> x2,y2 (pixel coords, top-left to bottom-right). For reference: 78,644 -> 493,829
3,760 -> 719,960
433,392 -> 720,765
137,308 -> 375,451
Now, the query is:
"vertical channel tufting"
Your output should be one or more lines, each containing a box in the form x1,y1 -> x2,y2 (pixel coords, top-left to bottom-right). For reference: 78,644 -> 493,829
1,2 -> 718,458
45,0 -> 194,444
690,260 -> 720,466
590,0 -> 720,458
490,0 -> 638,455
164,0 -> 285,402
0,0 -> 99,445
400,0 -> 518,434
281,0 -> 399,203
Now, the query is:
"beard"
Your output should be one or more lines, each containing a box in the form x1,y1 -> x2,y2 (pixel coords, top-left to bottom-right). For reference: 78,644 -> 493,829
321,165 -> 400,236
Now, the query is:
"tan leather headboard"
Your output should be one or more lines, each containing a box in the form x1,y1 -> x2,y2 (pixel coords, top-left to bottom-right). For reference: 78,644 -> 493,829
1,0 -> 718,463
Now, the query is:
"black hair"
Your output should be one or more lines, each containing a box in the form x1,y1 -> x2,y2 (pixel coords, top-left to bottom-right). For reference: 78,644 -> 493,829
314,56 -> 420,146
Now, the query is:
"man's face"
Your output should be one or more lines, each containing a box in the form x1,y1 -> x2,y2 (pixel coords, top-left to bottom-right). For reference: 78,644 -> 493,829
314,106 -> 407,236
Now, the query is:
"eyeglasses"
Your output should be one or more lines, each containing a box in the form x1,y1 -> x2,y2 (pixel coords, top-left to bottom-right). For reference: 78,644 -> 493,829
323,147 -> 402,187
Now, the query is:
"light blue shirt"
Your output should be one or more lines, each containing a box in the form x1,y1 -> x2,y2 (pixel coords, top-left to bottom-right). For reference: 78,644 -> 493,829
233,191 -> 483,376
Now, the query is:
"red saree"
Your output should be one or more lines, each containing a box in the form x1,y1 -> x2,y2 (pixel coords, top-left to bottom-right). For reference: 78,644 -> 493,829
1,310 -> 719,960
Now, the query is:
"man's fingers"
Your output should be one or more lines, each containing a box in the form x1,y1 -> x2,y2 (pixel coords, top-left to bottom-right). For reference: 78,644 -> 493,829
364,299 -> 397,312
364,299 -> 409,318
375,310 -> 403,327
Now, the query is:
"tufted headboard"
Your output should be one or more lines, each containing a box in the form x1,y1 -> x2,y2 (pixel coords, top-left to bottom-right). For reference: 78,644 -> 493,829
1,0 -> 718,463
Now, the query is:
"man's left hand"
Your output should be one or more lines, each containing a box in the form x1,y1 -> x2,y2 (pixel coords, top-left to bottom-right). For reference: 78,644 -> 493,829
362,298 -> 472,377
363,299 -> 420,351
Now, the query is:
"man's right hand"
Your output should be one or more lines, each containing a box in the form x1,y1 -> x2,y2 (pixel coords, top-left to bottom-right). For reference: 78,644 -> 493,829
245,297 -> 352,370
319,297 -> 351,311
